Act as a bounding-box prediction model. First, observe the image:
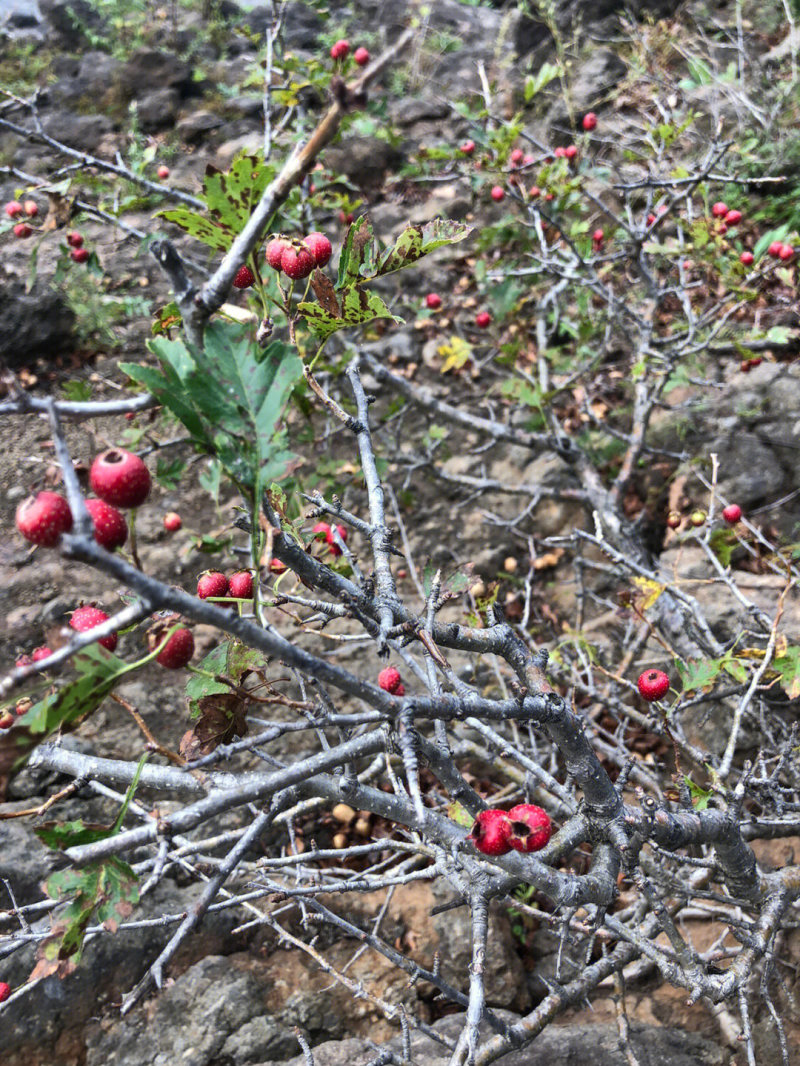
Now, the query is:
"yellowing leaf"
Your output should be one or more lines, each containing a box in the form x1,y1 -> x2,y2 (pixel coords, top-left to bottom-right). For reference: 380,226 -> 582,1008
437,335 -> 472,374
633,576 -> 665,610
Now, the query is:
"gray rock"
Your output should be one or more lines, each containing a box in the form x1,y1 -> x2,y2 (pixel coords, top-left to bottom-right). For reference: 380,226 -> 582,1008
175,109 -> 225,145
39,0 -> 107,49
241,2 -> 323,49
392,97 -> 450,127
116,50 -> 194,101
323,136 -> 403,188
136,87 -> 182,132
0,278 -> 75,367
548,48 -> 627,126
41,110 -> 113,151
254,1012 -> 725,1066
514,0 -> 682,57
48,49 -> 121,107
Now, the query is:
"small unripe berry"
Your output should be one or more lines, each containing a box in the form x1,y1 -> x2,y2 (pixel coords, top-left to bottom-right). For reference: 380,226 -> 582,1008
509,147 -> 524,166
592,228 -> 604,244
353,46 -> 370,66
269,558 -> 287,574
554,146 -> 566,158
475,311 -> 491,329
582,112 -> 597,131
690,509 -> 706,526
666,511 -> 681,529
23,199 -> 38,217
637,669 -> 670,701
70,605 -> 118,652
490,185 -> 505,202
425,293 -> 442,310
0,712 -> 14,731
722,503 -> 743,524
163,511 -> 182,532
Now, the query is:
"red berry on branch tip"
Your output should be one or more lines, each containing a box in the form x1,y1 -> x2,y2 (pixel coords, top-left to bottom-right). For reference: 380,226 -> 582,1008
16,491 -> 73,547
70,605 -> 117,652
90,449 -> 151,509
637,669 -> 670,701
507,804 -> 552,852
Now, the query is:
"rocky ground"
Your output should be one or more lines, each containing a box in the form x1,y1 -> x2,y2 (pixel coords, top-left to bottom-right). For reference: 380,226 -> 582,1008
2,0 -> 800,1064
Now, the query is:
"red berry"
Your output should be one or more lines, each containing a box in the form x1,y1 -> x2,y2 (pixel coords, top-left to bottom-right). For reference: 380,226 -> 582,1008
724,209 -> 742,225
156,627 -> 194,669
281,244 -> 315,280
468,809 -> 511,856
4,201 -> 22,218
582,112 -> 597,131
23,199 -> 38,217
303,231 -> 332,267
592,228 -> 604,243
197,570 -> 229,600
460,140 -> 475,155
564,144 -> 578,159
15,654 -> 32,668
312,521 -> 330,540
768,241 -> 784,258
353,46 -> 370,66
378,666 -> 402,694
266,237 -> 289,270
722,503 -> 743,524
85,498 -> 128,551
425,293 -> 442,310
233,264 -> 255,289
0,712 -> 14,731
529,185 -> 540,198
330,38 -> 350,60
326,523 -> 347,556
0,982 -> 10,1003
16,491 -> 73,547
269,558 -> 287,574
666,511 -> 681,530
163,511 -> 182,532
13,223 -> 32,238
89,449 -> 151,509
32,646 -> 52,662
646,213 -> 656,225
637,668 -> 670,701
157,165 -> 170,179
554,147 -> 566,158
71,248 -> 89,263
711,201 -> 728,218
740,251 -> 754,266
67,231 -> 83,248
490,185 -> 505,202
475,311 -> 491,329
779,244 -> 795,261
507,804 -> 552,852
228,570 -> 254,599
509,147 -> 524,166
70,606 -> 118,652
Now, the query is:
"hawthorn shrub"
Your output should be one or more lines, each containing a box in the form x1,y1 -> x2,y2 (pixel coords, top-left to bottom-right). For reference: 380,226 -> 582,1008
1,7 -> 800,1066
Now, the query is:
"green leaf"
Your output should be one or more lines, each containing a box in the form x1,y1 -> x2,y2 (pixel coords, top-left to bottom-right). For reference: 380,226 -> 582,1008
675,657 -> 723,693
373,218 -> 473,278
708,528 -> 736,568
336,216 -> 379,288
754,225 -> 789,260
61,380 -> 93,402
155,456 -> 187,490
684,776 -> 712,810
772,645 -> 800,699
298,288 -> 403,339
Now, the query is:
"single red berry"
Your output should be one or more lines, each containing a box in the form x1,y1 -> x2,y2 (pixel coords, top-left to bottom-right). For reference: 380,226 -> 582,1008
0,982 -> 10,1003
378,666 -> 403,694
460,140 -> 475,155
326,523 -> 348,556
16,491 -> 73,547
13,222 -> 32,238
529,185 -> 540,198
303,231 -> 332,267
281,244 -> 315,280
637,668 -> 670,701
564,144 -> 578,159
425,293 -> 442,310
70,606 -> 118,652
768,240 -> 784,258
157,165 -> 170,179
330,38 -> 350,60
724,209 -> 742,225
646,213 -> 656,225
522,153 -> 534,165
509,147 -> 524,166
163,511 -> 182,532
270,558 -> 287,574
779,244 -> 795,261
228,570 -> 254,599
312,521 -> 331,540
353,46 -> 370,66
749,357 -> 762,368
4,201 -> 22,218
507,804 -> 552,852
15,654 -> 32,668
32,645 -> 52,662
554,146 -> 566,158
266,237 -> 289,270
156,627 -> 194,669
475,311 -> 492,329
197,570 -> 229,600
582,112 -> 597,131
23,199 -> 38,217
711,201 -> 728,218
71,248 -> 89,263
85,498 -> 128,551
233,264 -> 255,289
468,809 -> 512,856
592,228 -> 604,244
0,712 -> 14,731
490,185 -> 505,202
722,504 -> 743,524
740,251 -> 754,266
666,511 -> 681,530
89,449 -> 151,509
67,231 -> 83,248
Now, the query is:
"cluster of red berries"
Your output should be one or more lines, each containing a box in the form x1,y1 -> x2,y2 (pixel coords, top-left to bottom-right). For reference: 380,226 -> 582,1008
330,39 -> 370,65
196,569 -> 255,601
768,239 -> 794,262
265,231 -> 332,281
468,805 -> 552,856
5,197 -> 38,239
312,521 -> 348,557
378,666 -> 405,697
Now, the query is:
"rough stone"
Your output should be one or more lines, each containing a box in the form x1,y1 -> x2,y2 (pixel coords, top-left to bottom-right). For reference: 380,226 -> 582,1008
48,50 -> 122,108
241,2 -> 323,49
136,87 -> 182,132
175,108 -> 225,144
41,110 -> 114,152
0,277 -> 76,367
39,0 -> 108,49
392,97 -> 450,127
116,50 -> 194,101
323,136 -> 403,188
